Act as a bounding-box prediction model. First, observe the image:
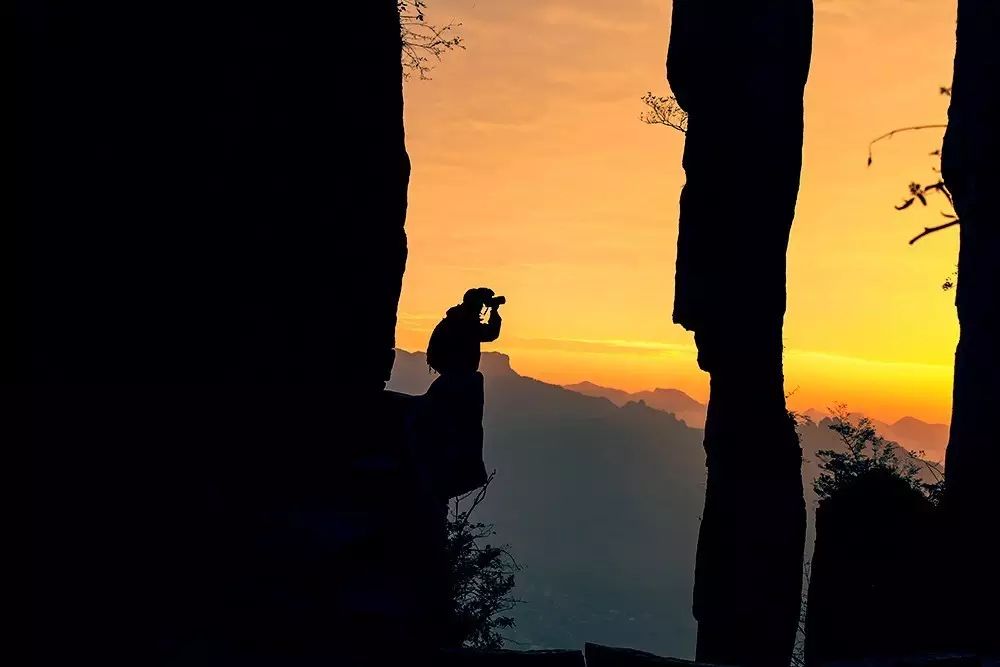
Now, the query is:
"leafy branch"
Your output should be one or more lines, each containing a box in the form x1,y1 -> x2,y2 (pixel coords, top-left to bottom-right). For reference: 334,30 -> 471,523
640,92 -> 688,133
813,406 -> 944,503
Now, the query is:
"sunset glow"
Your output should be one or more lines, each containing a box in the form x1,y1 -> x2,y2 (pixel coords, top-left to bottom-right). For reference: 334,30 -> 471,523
397,0 -> 960,425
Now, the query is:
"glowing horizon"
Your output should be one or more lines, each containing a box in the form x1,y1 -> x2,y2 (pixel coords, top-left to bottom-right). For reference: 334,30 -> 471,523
398,0 -> 960,426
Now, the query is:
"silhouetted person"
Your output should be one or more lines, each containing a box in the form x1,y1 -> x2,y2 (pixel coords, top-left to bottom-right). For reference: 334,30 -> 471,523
414,288 -> 505,503
406,288 -> 503,648
427,287 -> 504,376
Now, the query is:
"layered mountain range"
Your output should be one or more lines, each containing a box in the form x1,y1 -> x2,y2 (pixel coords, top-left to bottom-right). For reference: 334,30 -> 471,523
388,349 -> 944,656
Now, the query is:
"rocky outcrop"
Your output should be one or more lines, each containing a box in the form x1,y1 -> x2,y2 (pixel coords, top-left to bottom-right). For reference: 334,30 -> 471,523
23,1 -> 415,662
805,471 -> 943,664
666,1 -> 814,664
941,0 -> 1000,654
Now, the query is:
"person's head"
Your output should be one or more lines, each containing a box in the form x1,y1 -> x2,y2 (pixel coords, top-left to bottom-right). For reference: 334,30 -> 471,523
463,287 -> 494,308
462,287 -> 495,319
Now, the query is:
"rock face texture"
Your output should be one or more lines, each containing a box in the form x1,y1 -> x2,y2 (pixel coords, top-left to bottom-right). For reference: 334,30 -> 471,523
805,471 -> 943,664
23,1 -> 408,388
941,0 -> 1000,654
23,1 -> 422,662
666,1 -> 814,664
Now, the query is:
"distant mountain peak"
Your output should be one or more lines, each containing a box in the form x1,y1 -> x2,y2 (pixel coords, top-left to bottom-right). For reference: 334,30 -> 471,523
389,348 -> 521,394
800,408 -> 830,423
480,350 -> 515,376
391,352 -> 947,460
893,415 -> 937,428
647,387 -> 704,410
568,380 -> 605,390
798,407 -> 948,462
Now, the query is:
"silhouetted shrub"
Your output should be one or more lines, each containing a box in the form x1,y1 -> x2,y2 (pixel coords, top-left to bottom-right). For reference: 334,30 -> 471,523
814,407 -> 944,503
805,409 -> 945,663
447,472 -> 522,649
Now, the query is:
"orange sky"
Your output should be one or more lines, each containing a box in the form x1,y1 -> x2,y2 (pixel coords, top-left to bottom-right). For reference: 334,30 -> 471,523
396,0 -> 960,425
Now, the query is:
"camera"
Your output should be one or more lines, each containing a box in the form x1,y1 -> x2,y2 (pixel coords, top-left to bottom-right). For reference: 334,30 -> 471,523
486,295 -> 506,308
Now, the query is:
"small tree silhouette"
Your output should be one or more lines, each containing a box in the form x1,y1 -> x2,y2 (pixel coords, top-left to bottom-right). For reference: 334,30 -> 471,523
813,407 -> 944,504
446,471 -> 522,649
400,0 -> 464,80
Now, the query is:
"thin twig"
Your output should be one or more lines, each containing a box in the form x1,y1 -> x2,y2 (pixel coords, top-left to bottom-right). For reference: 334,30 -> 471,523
909,219 -> 960,245
867,124 -> 947,165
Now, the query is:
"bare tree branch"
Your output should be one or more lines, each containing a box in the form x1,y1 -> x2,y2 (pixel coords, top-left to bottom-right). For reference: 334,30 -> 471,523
867,124 -> 947,166
909,219 -> 960,245
864,89 -> 959,287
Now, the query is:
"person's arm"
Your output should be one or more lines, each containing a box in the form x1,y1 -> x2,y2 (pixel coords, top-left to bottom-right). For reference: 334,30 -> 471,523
479,307 -> 502,342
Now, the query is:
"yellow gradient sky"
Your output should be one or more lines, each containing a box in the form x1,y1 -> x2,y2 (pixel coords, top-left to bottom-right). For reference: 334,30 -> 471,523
397,0 -> 960,425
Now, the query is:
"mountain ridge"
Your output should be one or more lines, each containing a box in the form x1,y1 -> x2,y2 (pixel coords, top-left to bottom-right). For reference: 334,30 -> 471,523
565,376 -> 947,461
564,381 -> 707,428
388,349 -> 944,655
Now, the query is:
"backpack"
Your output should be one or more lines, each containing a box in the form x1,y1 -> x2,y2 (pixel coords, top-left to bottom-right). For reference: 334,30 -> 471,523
426,315 -> 451,374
